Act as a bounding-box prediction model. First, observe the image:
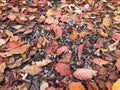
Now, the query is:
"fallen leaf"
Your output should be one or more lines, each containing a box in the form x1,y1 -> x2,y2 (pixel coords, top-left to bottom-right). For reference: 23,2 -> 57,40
57,46 -> 68,55
86,81 -> 99,90
0,44 -> 30,57
40,81 -> 49,90
94,38 -> 103,49
46,9 -> 54,17
92,58 -> 109,66
114,49 -> 120,57
46,45 -> 55,54
78,43 -> 85,61
27,7 -> 37,13
59,52 -> 72,63
7,13 -> 16,21
102,15 -> 111,26
21,59 -> 51,75
73,68 -> 97,80
70,30 -> 77,40
0,62 -> 6,74
112,32 -> 120,40
0,39 -> 6,46
46,87 -> 63,90
115,58 -> 120,71
105,81 -> 112,90
23,29 -> 32,34
53,26 -> 62,39
112,79 -> 120,90
55,63 -> 71,76
79,30 -> 91,38
7,41 -> 19,48
108,40 -> 119,51
5,30 -> 13,37
98,29 -> 108,38
60,15 -> 67,22
45,16 -> 54,24
68,82 -> 85,90
61,0 -> 66,3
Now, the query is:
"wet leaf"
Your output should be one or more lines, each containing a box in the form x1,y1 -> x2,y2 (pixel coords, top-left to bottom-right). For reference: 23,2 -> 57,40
57,46 -> 68,55
21,59 -> 51,75
112,79 -> 120,90
70,30 -> 77,40
92,58 -> 109,66
73,68 -> 97,80
55,63 -> 71,76
68,82 -> 85,90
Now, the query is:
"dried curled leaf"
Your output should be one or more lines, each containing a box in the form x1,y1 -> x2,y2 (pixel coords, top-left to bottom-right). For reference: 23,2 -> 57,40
68,82 -> 85,90
92,58 -> 109,66
55,63 -> 71,76
21,59 -> 51,75
73,68 -> 97,80
0,44 -> 30,57
112,79 -> 120,90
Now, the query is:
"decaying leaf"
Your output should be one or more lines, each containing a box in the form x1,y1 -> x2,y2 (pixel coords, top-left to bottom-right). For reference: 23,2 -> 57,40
73,68 -> 97,80
56,46 -> 68,55
55,63 -> 71,76
70,30 -> 77,40
112,79 -> 120,90
92,58 -> 109,66
0,39 -> 6,46
68,82 -> 85,90
21,59 -> 51,75
0,44 -> 30,57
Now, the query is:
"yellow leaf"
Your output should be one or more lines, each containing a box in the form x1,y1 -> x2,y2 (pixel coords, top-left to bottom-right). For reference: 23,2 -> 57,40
103,15 -> 111,26
112,79 -> 120,90
46,9 -> 53,17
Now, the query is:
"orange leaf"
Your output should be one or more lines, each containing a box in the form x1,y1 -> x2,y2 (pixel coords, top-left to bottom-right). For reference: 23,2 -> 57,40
7,41 -> 19,48
68,82 -> 85,90
105,81 -> 112,90
57,46 -> 68,55
79,30 -> 91,38
27,7 -> 37,13
70,30 -> 77,40
55,63 -> 71,76
92,58 -> 109,66
73,68 -> 97,80
112,79 -> 120,90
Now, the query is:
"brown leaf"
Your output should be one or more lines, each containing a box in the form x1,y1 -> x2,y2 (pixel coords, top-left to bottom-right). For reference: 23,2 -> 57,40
94,38 -> 103,49
108,40 -> 119,51
92,58 -> 109,66
73,68 -> 97,80
114,49 -> 120,57
23,29 -> 32,35
21,59 -> 51,75
55,63 -> 71,76
0,44 -> 30,57
57,46 -> 68,55
105,81 -> 112,90
86,81 -> 99,90
0,62 -> 6,74
60,15 -> 67,22
78,43 -> 85,61
59,52 -> 72,63
68,82 -> 85,90
98,29 -> 108,38
46,87 -> 63,90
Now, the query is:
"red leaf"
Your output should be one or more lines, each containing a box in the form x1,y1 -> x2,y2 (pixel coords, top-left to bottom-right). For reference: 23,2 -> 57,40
55,63 -> 71,76
112,32 -> 120,40
53,26 -> 62,39
46,45 -> 54,54
57,46 -> 68,55
94,38 -> 103,48
7,41 -> 19,48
